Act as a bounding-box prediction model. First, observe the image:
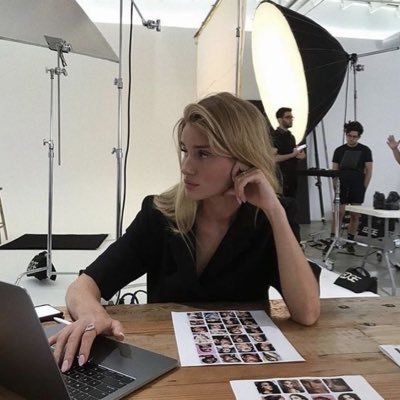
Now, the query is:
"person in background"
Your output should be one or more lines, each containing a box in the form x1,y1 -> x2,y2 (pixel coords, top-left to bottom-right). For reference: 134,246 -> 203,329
330,121 -> 373,254
387,135 -> 400,164
271,107 -> 306,198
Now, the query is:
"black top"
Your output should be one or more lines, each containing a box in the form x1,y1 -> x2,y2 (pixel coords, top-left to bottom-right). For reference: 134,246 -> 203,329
84,196 -> 319,303
271,128 -> 297,174
332,143 -> 372,181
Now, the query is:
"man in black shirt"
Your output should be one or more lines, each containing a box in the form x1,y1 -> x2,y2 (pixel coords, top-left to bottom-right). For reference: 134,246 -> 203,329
331,121 -> 373,253
271,107 -> 305,198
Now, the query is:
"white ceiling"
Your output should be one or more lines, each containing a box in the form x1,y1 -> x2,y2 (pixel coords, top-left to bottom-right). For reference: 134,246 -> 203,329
76,0 -> 400,40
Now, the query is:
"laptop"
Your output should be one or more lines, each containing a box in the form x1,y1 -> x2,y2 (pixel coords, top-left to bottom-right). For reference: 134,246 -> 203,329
0,281 -> 178,400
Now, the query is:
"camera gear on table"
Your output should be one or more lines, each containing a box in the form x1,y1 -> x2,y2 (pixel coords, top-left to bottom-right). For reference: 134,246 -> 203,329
334,266 -> 378,294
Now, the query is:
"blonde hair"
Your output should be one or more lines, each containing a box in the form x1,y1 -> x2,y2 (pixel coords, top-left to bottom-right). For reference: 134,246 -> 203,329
154,92 -> 279,237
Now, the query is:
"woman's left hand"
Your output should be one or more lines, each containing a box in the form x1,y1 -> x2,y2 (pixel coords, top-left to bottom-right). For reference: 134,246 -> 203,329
231,162 -> 281,213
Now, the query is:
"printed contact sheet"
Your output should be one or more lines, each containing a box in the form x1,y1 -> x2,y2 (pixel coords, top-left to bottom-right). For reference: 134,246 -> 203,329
171,309 -> 303,366
379,344 -> 400,367
230,375 -> 383,400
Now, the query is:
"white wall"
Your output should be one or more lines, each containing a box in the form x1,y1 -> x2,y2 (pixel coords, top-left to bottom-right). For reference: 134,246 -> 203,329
242,33 -> 400,221
0,24 -> 196,239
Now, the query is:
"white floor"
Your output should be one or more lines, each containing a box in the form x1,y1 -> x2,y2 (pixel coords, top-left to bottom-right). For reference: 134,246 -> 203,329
0,238 -> 377,307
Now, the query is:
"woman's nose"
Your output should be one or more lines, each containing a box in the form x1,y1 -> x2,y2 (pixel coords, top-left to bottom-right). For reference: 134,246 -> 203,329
181,155 -> 196,176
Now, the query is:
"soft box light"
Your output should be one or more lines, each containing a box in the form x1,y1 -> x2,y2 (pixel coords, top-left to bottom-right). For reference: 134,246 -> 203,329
252,1 -> 349,143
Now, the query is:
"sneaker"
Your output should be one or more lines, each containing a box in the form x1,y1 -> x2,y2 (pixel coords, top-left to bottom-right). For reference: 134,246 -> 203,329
345,242 -> 355,254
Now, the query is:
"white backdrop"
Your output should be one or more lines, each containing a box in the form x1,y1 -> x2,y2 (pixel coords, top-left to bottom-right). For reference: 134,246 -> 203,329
0,24 -> 196,239
195,0 -> 246,98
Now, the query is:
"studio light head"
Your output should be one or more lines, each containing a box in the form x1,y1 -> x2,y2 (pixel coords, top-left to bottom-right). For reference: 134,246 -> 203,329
252,1 -> 348,143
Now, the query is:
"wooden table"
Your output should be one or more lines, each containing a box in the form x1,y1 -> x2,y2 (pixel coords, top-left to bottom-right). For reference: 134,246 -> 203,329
1,297 -> 400,399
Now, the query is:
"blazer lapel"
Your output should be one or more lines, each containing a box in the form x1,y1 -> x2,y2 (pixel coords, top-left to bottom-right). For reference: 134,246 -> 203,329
201,203 -> 261,280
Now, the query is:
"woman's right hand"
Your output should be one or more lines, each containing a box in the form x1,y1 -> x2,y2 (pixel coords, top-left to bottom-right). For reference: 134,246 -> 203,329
48,314 -> 124,372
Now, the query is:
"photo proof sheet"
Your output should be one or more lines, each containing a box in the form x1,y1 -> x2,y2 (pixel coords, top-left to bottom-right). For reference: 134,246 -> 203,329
171,309 -> 303,366
230,375 -> 383,400
379,344 -> 400,367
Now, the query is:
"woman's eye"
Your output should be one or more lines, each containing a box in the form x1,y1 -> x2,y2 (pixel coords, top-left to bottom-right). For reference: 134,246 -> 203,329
199,150 -> 211,158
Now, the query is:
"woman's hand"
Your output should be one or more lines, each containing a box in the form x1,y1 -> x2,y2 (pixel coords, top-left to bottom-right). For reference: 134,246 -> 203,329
230,162 -> 281,213
49,314 -> 124,372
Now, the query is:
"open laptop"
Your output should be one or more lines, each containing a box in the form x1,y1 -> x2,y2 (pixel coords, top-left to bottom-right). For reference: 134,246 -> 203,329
0,281 -> 178,400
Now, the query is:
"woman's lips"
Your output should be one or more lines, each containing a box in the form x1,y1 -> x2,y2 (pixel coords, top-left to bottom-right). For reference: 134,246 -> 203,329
184,180 -> 199,190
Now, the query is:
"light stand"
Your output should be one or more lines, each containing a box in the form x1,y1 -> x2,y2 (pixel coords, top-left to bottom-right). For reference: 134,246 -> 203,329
16,38 -> 79,285
0,0 -> 119,286
343,47 -> 400,143
116,0 -> 161,239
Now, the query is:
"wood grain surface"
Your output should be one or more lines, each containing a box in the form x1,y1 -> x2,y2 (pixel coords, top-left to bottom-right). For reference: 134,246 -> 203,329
1,297 -> 399,399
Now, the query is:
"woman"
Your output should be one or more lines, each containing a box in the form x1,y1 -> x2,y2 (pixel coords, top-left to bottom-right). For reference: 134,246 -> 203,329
278,379 -> 304,393
338,394 -> 361,400
255,380 -> 280,394
49,92 -> 320,372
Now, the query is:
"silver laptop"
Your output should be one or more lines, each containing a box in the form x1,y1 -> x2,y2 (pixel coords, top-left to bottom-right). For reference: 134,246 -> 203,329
0,281 -> 178,400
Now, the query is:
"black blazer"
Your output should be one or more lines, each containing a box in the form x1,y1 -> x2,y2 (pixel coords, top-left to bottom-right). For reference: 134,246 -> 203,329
85,196 -> 319,303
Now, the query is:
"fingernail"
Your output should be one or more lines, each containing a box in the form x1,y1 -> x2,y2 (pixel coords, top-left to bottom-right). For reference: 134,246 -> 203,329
236,196 -> 242,204
78,354 -> 85,366
118,332 -> 125,340
61,359 -> 69,372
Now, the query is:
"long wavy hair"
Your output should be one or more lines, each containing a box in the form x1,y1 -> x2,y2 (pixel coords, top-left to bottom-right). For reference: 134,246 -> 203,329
154,92 -> 279,238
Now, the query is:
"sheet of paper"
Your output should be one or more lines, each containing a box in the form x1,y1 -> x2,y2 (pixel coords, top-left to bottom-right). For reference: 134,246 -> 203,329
171,309 -> 304,366
379,344 -> 400,366
230,375 -> 383,400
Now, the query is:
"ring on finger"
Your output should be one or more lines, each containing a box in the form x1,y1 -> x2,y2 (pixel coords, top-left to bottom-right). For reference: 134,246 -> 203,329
84,323 -> 96,333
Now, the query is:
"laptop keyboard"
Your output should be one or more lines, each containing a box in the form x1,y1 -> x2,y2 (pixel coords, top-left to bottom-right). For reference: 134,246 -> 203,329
62,361 -> 135,400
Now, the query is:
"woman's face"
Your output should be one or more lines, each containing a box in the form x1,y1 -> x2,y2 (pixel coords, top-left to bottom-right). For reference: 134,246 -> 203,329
260,382 -> 273,392
180,124 -> 235,201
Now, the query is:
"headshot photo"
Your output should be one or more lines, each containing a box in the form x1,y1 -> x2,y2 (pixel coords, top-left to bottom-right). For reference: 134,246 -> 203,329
277,379 -> 305,393
208,324 -> 226,335
204,312 -> 221,322
263,396 -> 285,400
231,334 -> 250,343
240,353 -> 262,363
235,342 -> 255,353
220,354 -> 241,363
289,395 -> 308,400
249,333 -> 267,342
222,317 -> 239,325
216,345 -> 235,354
193,333 -> 212,344
256,342 -> 275,352
245,326 -> 263,334
323,378 -> 352,392
212,335 -> 232,346
191,326 -> 208,334
219,311 -> 236,318
189,319 -> 205,326
311,395 -> 336,400
300,379 -> 329,394
262,351 -> 281,362
338,394 -> 361,400
187,312 -> 202,319
236,311 -> 252,318
255,380 -> 281,394
227,325 -> 245,334
239,318 -> 257,325
199,354 -> 218,364
196,344 -> 213,354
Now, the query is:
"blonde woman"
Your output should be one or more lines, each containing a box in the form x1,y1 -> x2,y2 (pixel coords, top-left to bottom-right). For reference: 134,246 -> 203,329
50,92 -> 320,372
